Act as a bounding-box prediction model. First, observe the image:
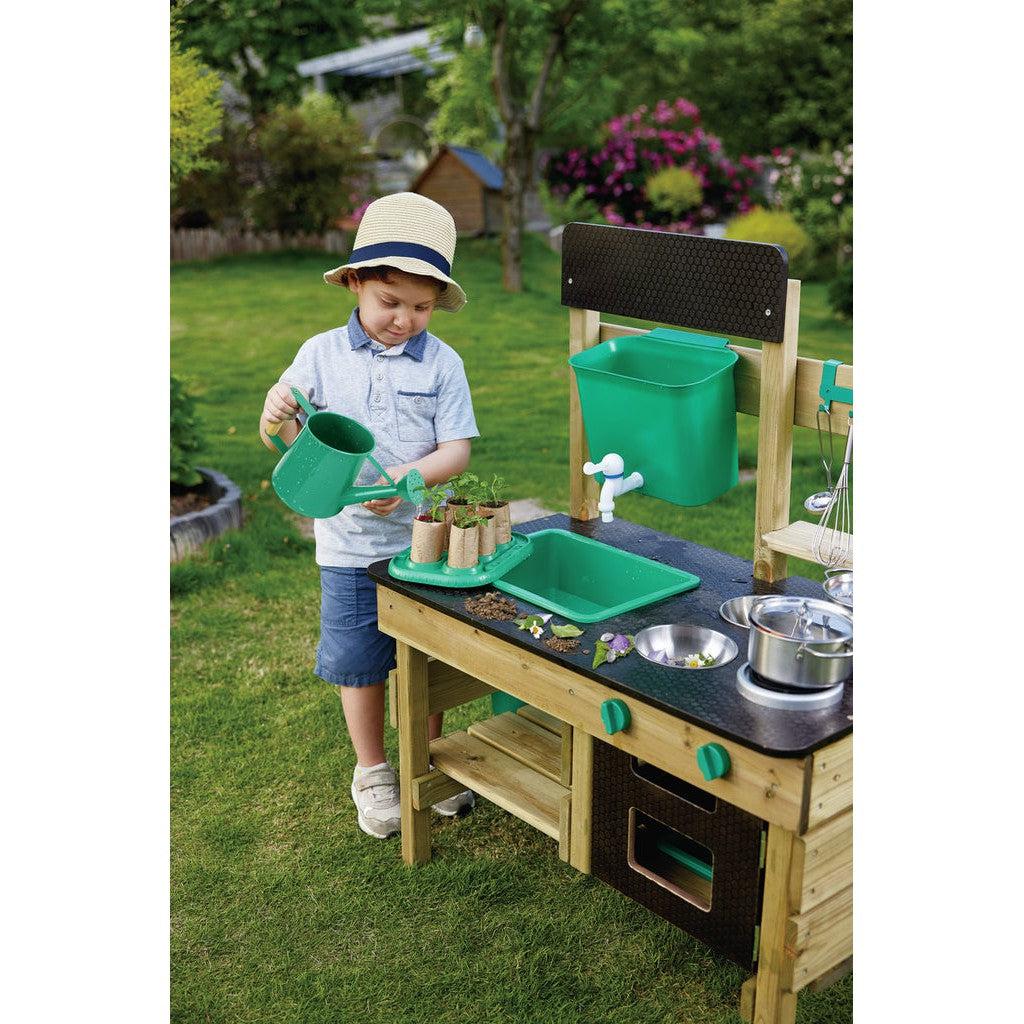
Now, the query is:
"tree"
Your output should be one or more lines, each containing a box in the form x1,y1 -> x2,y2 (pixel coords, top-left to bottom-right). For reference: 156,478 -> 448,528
250,93 -> 371,232
170,0 -> 366,115
170,35 -> 222,195
678,0 -> 852,154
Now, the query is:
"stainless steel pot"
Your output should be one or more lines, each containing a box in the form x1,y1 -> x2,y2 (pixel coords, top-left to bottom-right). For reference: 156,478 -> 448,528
747,596 -> 853,690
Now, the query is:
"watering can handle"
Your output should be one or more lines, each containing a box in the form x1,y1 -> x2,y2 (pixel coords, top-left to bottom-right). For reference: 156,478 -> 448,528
265,387 -> 318,453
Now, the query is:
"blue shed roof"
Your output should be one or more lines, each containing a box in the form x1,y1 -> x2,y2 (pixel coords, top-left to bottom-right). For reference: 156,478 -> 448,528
447,146 -> 503,190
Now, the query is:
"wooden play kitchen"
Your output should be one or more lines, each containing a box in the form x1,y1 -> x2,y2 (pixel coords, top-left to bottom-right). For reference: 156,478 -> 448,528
369,225 -> 853,1024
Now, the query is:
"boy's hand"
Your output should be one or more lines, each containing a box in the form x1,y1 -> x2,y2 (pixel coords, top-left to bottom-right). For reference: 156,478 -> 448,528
263,382 -> 301,425
362,467 -> 406,517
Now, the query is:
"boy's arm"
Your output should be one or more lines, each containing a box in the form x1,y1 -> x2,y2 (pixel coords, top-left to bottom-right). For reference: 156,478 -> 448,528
361,439 -> 471,516
406,438 -> 471,487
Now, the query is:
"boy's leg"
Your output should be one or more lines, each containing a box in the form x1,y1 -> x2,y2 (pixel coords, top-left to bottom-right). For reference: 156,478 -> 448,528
337,685 -> 442,764
339,682 -> 387,767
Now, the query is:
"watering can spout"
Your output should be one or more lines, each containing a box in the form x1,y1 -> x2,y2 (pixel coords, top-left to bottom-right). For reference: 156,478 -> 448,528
339,468 -> 426,510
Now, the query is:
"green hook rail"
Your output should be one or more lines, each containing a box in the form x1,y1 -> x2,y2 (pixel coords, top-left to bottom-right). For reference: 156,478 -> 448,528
818,358 -> 853,417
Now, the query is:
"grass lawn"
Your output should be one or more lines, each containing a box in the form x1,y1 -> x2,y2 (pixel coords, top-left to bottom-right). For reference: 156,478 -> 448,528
171,234 -> 852,1023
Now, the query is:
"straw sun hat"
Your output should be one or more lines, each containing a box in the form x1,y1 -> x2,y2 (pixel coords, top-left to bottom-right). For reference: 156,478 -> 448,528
324,192 -> 467,312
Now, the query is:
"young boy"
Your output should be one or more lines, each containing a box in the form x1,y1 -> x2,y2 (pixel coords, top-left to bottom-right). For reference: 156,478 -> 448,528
259,193 -> 478,839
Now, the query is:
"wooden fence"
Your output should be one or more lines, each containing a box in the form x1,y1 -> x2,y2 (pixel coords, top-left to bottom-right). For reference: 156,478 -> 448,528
171,228 -> 350,262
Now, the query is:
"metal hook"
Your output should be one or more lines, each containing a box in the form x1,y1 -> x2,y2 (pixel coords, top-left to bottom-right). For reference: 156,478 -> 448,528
815,405 -> 836,492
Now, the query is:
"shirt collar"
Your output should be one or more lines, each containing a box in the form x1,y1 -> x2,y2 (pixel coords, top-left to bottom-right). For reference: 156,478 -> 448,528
346,308 -> 427,361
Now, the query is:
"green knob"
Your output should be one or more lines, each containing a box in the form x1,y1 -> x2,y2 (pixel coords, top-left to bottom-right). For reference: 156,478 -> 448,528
600,698 -> 631,735
696,742 -> 731,781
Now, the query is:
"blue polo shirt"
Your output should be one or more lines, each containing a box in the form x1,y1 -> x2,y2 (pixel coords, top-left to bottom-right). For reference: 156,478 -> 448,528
279,308 -> 479,567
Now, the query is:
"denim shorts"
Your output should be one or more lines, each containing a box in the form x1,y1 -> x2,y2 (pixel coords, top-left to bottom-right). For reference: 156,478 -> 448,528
315,566 -> 396,687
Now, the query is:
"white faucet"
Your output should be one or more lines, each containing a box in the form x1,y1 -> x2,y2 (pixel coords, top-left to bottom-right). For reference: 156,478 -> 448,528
582,453 -> 644,523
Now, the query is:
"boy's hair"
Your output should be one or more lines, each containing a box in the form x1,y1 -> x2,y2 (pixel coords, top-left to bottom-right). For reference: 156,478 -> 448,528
345,265 -> 448,295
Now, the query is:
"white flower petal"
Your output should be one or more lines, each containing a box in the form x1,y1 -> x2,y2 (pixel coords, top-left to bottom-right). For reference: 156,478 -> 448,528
601,633 -> 614,643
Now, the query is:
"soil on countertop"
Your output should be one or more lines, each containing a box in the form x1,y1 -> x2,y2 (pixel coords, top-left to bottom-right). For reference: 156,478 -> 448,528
463,592 -> 518,620
544,636 -> 580,653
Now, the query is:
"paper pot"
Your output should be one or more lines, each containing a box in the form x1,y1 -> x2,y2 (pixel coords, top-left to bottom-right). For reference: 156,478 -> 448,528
479,502 -> 511,545
410,517 -> 446,564
447,523 -> 480,568
478,516 -> 496,556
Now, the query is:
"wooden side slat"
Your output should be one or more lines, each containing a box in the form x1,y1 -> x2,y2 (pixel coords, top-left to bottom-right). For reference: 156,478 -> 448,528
558,791 -> 572,863
794,810 -> 852,911
806,735 -> 853,830
570,728 -> 593,873
797,856 -> 852,915
753,279 -> 800,583
387,668 -> 399,729
388,661 -> 494,728
569,307 -> 601,520
808,956 -> 852,992
429,731 -> 566,839
411,769 -> 465,810
378,590 -> 809,831
468,712 -> 563,783
597,320 -> 852,435
789,885 -> 853,992
739,976 -> 757,1022
754,823 -> 798,1024
396,642 -> 432,864
426,661 -> 494,715
517,705 -> 562,733
787,885 -> 852,949
761,520 -> 853,570
516,705 -> 573,784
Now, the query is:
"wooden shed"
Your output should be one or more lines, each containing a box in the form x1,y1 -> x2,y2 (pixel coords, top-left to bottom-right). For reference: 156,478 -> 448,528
411,145 -> 503,236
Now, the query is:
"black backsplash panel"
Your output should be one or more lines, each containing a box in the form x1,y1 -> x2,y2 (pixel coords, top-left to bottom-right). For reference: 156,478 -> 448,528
560,222 -> 789,342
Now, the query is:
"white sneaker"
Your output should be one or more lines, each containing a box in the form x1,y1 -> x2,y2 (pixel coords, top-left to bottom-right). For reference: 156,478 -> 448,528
432,789 -> 476,817
351,764 -> 401,839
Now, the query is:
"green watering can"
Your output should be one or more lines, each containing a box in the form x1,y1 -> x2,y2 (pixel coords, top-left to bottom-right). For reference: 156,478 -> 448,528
266,387 -> 425,519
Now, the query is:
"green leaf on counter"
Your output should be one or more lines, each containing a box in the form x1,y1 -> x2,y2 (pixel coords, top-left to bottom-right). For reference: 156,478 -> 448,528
592,641 -> 610,668
514,615 -> 544,631
552,623 -> 584,638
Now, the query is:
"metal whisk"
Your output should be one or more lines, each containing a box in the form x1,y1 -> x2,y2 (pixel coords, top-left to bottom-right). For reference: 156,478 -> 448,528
812,420 -> 853,568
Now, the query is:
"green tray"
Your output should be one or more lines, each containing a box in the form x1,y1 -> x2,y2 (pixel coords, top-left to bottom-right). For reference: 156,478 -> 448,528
387,533 -> 533,587
493,529 -> 700,622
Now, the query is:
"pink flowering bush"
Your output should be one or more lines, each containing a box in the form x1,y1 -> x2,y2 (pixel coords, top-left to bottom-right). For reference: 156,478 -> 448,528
764,144 -> 852,279
543,98 -> 766,232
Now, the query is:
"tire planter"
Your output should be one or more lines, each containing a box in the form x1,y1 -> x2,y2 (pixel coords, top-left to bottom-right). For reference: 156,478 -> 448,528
170,466 -> 244,562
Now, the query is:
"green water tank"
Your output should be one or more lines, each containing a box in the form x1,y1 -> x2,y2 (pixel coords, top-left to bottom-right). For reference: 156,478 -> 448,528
569,328 -> 739,507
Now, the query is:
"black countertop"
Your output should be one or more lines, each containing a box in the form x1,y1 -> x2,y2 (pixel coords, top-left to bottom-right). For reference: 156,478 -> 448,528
369,514 -> 852,757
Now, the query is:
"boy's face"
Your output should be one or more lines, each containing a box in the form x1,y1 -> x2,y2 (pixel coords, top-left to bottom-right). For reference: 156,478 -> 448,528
348,272 -> 440,347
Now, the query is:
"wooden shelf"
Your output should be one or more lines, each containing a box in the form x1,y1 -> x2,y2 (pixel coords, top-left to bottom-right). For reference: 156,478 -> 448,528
468,712 -> 563,783
761,520 -> 853,570
516,705 -> 563,735
429,729 -> 568,839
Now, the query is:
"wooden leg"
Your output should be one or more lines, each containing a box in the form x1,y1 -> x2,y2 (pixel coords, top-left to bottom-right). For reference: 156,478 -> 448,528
753,823 -> 798,1024
739,976 -> 757,1022
396,642 -> 431,865
568,728 -> 593,873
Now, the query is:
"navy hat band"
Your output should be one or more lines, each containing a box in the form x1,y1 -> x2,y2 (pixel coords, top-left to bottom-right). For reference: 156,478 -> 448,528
348,241 -> 451,277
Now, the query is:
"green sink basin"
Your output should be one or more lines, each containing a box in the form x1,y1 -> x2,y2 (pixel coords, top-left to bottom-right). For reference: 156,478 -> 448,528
493,529 -> 700,623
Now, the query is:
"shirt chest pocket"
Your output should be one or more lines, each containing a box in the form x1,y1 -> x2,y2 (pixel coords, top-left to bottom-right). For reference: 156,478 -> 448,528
396,390 -> 439,443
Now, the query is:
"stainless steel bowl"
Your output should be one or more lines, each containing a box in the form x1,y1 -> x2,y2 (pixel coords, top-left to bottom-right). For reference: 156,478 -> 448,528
718,595 -> 771,630
822,570 -> 853,609
635,624 -> 739,670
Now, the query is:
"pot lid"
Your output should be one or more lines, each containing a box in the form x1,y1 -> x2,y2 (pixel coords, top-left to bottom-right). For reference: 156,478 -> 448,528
749,596 -> 852,643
